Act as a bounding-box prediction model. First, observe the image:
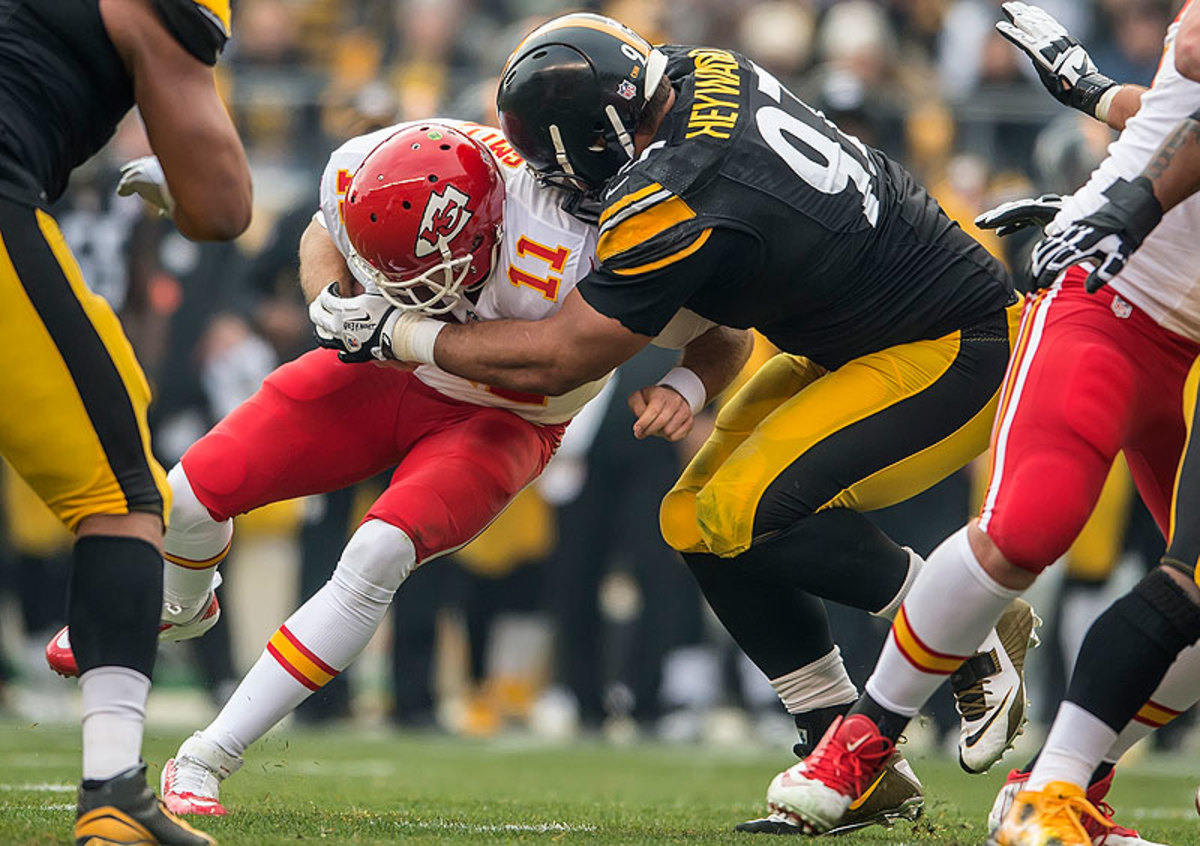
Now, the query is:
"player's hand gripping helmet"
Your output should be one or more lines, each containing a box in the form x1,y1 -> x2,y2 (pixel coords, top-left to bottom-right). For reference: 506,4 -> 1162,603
497,13 -> 668,192
343,124 -> 505,315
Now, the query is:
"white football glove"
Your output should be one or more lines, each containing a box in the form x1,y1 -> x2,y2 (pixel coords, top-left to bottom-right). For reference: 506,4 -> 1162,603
309,283 -> 401,362
1030,177 -> 1163,293
116,156 -> 174,217
309,283 -> 448,364
997,2 -> 1116,119
975,194 -> 1063,237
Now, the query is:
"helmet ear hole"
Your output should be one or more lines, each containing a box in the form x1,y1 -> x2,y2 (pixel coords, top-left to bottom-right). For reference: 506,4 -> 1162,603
402,200 -> 411,210
370,212 -> 377,222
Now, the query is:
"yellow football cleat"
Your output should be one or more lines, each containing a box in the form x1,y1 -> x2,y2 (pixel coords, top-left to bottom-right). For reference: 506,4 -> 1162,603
990,781 -> 1112,846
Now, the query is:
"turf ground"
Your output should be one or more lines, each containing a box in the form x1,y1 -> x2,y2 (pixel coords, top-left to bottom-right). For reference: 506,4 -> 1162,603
2,719 -> 1197,845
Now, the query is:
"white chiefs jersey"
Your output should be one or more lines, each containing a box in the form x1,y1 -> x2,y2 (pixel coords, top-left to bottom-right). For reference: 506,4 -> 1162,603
317,119 -> 606,424
1053,1 -> 1200,342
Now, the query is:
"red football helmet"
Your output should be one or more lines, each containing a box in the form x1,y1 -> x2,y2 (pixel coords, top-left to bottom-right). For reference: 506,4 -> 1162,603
343,123 -> 505,314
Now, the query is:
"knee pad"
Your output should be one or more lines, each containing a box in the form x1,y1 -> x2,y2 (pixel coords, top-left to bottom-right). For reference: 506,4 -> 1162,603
1122,567 -> 1200,652
331,520 -> 417,606
660,487 -> 706,553
693,481 -> 752,558
163,464 -> 233,563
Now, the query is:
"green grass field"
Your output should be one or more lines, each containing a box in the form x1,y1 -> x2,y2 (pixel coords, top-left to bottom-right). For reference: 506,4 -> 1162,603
2,719 -> 1197,845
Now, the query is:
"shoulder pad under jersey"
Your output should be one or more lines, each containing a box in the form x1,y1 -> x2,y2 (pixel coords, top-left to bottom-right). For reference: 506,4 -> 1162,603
595,169 -> 713,276
152,0 -> 231,65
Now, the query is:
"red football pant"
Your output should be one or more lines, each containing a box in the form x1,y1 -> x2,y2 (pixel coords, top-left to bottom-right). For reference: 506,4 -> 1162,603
180,349 -> 563,563
980,268 -> 1200,572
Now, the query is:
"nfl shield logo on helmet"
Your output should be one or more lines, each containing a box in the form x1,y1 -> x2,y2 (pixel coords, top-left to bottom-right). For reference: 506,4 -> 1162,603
616,79 -> 637,100
416,185 -> 474,258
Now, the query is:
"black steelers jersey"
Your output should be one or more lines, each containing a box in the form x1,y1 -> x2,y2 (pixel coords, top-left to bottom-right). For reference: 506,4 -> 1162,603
0,0 -> 230,207
577,46 -> 1014,369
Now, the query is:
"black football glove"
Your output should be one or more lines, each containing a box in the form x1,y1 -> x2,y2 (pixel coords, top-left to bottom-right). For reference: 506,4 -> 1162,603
997,2 -> 1117,119
1029,177 -> 1163,292
975,194 -> 1063,237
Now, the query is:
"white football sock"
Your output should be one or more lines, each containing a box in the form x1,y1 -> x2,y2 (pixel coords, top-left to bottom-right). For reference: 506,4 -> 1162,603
1104,640 -> 1200,762
163,464 -> 232,617
80,667 -> 149,781
866,526 -> 1021,717
204,520 -> 415,757
770,647 -> 858,714
1028,702 -> 1117,792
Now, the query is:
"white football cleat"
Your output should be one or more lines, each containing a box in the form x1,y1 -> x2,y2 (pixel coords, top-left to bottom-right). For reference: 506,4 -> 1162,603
159,573 -> 224,643
45,575 -> 222,677
161,731 -> 243,816
952,598 -> 1040,773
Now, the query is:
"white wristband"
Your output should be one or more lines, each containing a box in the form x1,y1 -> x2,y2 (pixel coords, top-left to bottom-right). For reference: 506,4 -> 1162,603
656,366 -> 706,414
385,313 -> 446,365
1094,86 -> 1119,125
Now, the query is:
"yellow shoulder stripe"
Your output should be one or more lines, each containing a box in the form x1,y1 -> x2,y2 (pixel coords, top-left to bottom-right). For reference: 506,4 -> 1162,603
598,195 -> 698,262
611,228 -> 712,276
599,182 -> 664,228
193,0 -> 231,34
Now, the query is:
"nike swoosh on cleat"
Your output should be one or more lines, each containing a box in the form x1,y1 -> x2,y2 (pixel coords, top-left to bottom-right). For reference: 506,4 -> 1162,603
847,770 -> 888,811
845,735 -> 868,753
964,690 -> 1012,748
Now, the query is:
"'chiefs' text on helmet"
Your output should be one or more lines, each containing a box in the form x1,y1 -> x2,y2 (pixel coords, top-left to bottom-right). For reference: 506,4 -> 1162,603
343,124 -> 505,315
497,13 -> 668,191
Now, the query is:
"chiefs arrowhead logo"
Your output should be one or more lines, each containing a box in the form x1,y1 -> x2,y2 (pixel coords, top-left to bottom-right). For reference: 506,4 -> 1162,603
415,185 -> 473,258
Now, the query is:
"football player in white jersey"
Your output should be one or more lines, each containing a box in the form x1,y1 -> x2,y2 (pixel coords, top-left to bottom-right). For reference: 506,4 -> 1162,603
46,121 -> 750,815
765,4 -> 1200,844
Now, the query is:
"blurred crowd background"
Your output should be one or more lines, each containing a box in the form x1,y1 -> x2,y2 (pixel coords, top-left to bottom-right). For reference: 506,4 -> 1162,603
0,0 -> 1194,758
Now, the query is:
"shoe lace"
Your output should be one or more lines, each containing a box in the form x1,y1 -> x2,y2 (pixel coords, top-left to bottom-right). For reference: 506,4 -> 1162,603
1085,800 -> 1135,842
170,757 -> 220,798
954,679 -> 990,721
951,651 -> 1000,722
806,731 -> 894,798
1033,790 -> 1113,843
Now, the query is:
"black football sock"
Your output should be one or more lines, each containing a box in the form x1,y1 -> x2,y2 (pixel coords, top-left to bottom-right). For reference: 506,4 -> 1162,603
1064,567 -> 1200,734
849,693 -> 911,743
793,703 -> 851,757
683,552 -> 835,678
69,535 -> 162,677
730,508 -> 910,613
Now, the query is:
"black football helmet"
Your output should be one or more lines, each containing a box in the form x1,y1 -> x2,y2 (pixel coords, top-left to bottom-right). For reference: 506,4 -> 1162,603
497,13 -> 668,192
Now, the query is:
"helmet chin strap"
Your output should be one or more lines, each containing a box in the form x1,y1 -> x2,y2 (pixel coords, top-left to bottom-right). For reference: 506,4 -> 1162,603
605,105 -> 635,160
548,124 -> 577,176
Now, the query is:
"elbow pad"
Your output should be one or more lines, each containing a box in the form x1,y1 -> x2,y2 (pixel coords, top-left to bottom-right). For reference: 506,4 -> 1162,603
152,0 -> 231,66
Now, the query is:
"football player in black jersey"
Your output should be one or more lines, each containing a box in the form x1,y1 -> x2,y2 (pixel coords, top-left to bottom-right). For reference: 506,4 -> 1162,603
0,0 -> 251,843
319,13 -> 1035,833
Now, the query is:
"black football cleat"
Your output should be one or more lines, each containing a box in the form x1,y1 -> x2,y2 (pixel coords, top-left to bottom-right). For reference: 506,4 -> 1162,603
75,762 -> 216,845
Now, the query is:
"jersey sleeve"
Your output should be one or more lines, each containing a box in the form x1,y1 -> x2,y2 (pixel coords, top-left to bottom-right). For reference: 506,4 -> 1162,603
151,0 -> 231,65
579,178 -> 750,335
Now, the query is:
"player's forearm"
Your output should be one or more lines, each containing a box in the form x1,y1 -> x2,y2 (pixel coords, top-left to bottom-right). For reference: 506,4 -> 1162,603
298,220 -> 351,303
679,326 -> 753,405
1141,109 -> 1200,213
1102,84 -> 1147,131
434,319 -> 603,396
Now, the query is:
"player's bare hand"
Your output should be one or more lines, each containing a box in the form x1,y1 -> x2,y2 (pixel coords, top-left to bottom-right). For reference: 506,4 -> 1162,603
628,385 -> 694,442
